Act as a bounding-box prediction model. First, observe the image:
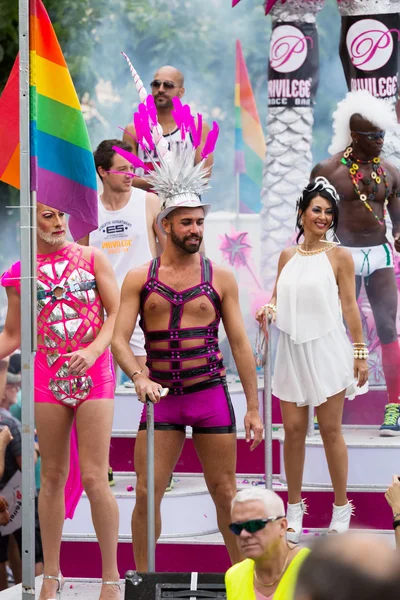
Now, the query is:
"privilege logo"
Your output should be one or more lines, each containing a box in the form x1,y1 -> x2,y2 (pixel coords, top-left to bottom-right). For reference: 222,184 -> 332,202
346,19 -> 399,71
269,25 -> 313,74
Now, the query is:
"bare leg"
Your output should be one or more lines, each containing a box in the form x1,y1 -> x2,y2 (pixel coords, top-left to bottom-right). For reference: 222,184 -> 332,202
76,399 -> 120,599
132,429 -> 185,571
35,403 -> 74,600
280,401 -> 309,504
316,391 -> 348,506
0,563 -> 8,591
193,433 -> 240,564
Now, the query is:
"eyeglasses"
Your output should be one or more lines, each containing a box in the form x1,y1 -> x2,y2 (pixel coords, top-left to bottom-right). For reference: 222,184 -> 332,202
354,130 -> 385,141
229,517 -> 285,536
150,80 -> 178,90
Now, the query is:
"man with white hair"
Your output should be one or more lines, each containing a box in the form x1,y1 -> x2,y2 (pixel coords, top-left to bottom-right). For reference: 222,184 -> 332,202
225,488 -> 310,599
311,90 -> 400,435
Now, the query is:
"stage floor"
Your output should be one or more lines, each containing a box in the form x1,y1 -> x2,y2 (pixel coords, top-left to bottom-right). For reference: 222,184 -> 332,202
0,578 -> 125,599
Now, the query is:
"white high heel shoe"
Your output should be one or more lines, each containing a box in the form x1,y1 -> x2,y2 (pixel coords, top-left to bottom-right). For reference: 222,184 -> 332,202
328,500 -> 354,534
42,573 -> 64,599
286,499 -> 308,544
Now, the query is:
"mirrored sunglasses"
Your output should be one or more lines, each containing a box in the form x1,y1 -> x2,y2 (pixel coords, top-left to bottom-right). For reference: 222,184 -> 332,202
354,130 -> 385,141
150,79 -> 177,90
229,517 -> 285,536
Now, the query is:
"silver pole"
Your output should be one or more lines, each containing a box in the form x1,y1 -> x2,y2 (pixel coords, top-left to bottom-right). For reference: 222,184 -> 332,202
264,317 -> 273,490
19,0 -> 37,597
146,400 -> 155,572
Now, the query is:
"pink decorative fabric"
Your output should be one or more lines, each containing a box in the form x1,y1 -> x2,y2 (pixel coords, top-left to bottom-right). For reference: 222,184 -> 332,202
1,243 -> 111,519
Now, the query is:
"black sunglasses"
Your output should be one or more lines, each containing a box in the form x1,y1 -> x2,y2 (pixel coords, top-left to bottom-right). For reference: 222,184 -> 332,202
150,80 -> 177,90
229,517 -> 285,536
354,130 -> 385,141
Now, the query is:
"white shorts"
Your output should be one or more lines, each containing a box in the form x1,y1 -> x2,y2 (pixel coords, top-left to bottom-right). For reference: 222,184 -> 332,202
343,243 -> 394,278
129,319 -> 146,356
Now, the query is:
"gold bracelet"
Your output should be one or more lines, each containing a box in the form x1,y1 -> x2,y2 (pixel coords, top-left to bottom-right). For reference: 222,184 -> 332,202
353,342 -> 366,347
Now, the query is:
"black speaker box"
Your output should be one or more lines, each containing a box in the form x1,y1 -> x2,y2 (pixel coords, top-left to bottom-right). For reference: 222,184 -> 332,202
124,571 -> 227,599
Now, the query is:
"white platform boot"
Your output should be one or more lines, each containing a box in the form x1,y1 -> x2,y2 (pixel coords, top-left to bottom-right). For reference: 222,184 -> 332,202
328,501 -> 354,533
286,499 -> 307,544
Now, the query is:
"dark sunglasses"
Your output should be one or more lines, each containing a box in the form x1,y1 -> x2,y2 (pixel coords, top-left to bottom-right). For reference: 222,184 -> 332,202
150,80 -> 177,90
354,130 -> 385,141
229,517 -> 285,536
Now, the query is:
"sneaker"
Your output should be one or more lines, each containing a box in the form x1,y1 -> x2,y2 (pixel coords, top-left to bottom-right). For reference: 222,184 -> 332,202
328,500 -> 354,533
108,467 -> 115,487
166,475 -> 174,492
379,404 -> 400,437
286,499 -> 307,544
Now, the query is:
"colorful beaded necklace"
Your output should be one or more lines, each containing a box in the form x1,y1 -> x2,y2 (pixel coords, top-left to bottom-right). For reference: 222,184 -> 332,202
341,146 -> 389,225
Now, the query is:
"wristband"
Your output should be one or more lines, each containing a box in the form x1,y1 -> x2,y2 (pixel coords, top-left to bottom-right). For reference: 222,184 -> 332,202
393,520 -> 400,530
130,369 -> 144,381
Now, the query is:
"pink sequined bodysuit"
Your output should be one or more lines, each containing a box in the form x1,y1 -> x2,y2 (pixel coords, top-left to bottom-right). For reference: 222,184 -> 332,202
1,243 -> 114,518
1,243 -> 114,407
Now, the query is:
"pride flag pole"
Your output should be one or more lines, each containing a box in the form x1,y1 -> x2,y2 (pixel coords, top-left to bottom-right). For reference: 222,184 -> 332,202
20,0 -> 37,596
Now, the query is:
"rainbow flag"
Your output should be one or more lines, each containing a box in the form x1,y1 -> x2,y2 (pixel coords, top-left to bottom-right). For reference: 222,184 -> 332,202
235,40 -> 266,214
0,0 -> 97,240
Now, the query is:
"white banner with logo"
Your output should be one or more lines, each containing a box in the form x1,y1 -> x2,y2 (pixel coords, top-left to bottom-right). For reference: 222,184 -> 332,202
268,21 -> 320,108
339,14 -> 400,101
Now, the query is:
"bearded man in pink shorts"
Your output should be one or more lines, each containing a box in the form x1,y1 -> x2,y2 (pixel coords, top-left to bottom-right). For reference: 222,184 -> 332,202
111,69 -> 264,570
0,203 -> 121,600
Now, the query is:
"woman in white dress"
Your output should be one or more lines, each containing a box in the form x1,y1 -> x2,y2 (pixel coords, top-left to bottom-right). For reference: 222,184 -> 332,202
256,177 -> 369,541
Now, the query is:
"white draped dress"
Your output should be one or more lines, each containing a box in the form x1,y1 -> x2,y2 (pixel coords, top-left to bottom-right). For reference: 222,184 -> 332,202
273,248 -> 365,407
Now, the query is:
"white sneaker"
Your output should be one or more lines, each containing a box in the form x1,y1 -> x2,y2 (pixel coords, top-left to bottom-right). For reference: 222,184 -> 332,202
328,501 -> 354,534
286,499 -> 307,544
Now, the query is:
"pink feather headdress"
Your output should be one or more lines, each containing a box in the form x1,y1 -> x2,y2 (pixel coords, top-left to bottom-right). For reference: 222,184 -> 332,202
114,52 -> 219,205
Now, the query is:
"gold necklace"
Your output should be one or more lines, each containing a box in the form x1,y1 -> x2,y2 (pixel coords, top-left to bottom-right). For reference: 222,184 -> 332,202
254,553 -> 290,588
296,243 -> 336,256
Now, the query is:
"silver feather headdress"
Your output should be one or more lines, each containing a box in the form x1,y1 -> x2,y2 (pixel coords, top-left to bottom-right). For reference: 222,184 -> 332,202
114,53 -> 219,230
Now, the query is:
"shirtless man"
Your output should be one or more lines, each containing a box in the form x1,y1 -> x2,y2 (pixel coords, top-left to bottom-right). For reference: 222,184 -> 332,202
123,66 -> 213,190
311,91 -> 400,435
79,139 -> 164,374
111,198 -> 264,570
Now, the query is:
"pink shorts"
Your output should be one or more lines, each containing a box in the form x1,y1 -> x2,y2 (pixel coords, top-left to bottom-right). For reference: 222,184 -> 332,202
139,377 -> 236,434
34,347 -> 115,408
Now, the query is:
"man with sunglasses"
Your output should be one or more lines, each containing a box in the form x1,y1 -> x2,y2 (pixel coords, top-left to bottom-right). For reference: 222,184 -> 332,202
122,66 -> 214,191
311,91 -> 400,436
225,488 -> 310,600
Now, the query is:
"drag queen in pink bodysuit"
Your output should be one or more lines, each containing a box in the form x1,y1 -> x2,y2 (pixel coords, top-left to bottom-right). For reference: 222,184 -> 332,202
0,204 -> 121,600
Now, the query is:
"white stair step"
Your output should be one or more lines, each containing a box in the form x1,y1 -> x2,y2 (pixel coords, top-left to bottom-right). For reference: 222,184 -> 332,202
63,474 -> 219,538
62,528 -> 396,547
62,471 -> 391,545
0,578 -> 125,599
277,428 -> 400,486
